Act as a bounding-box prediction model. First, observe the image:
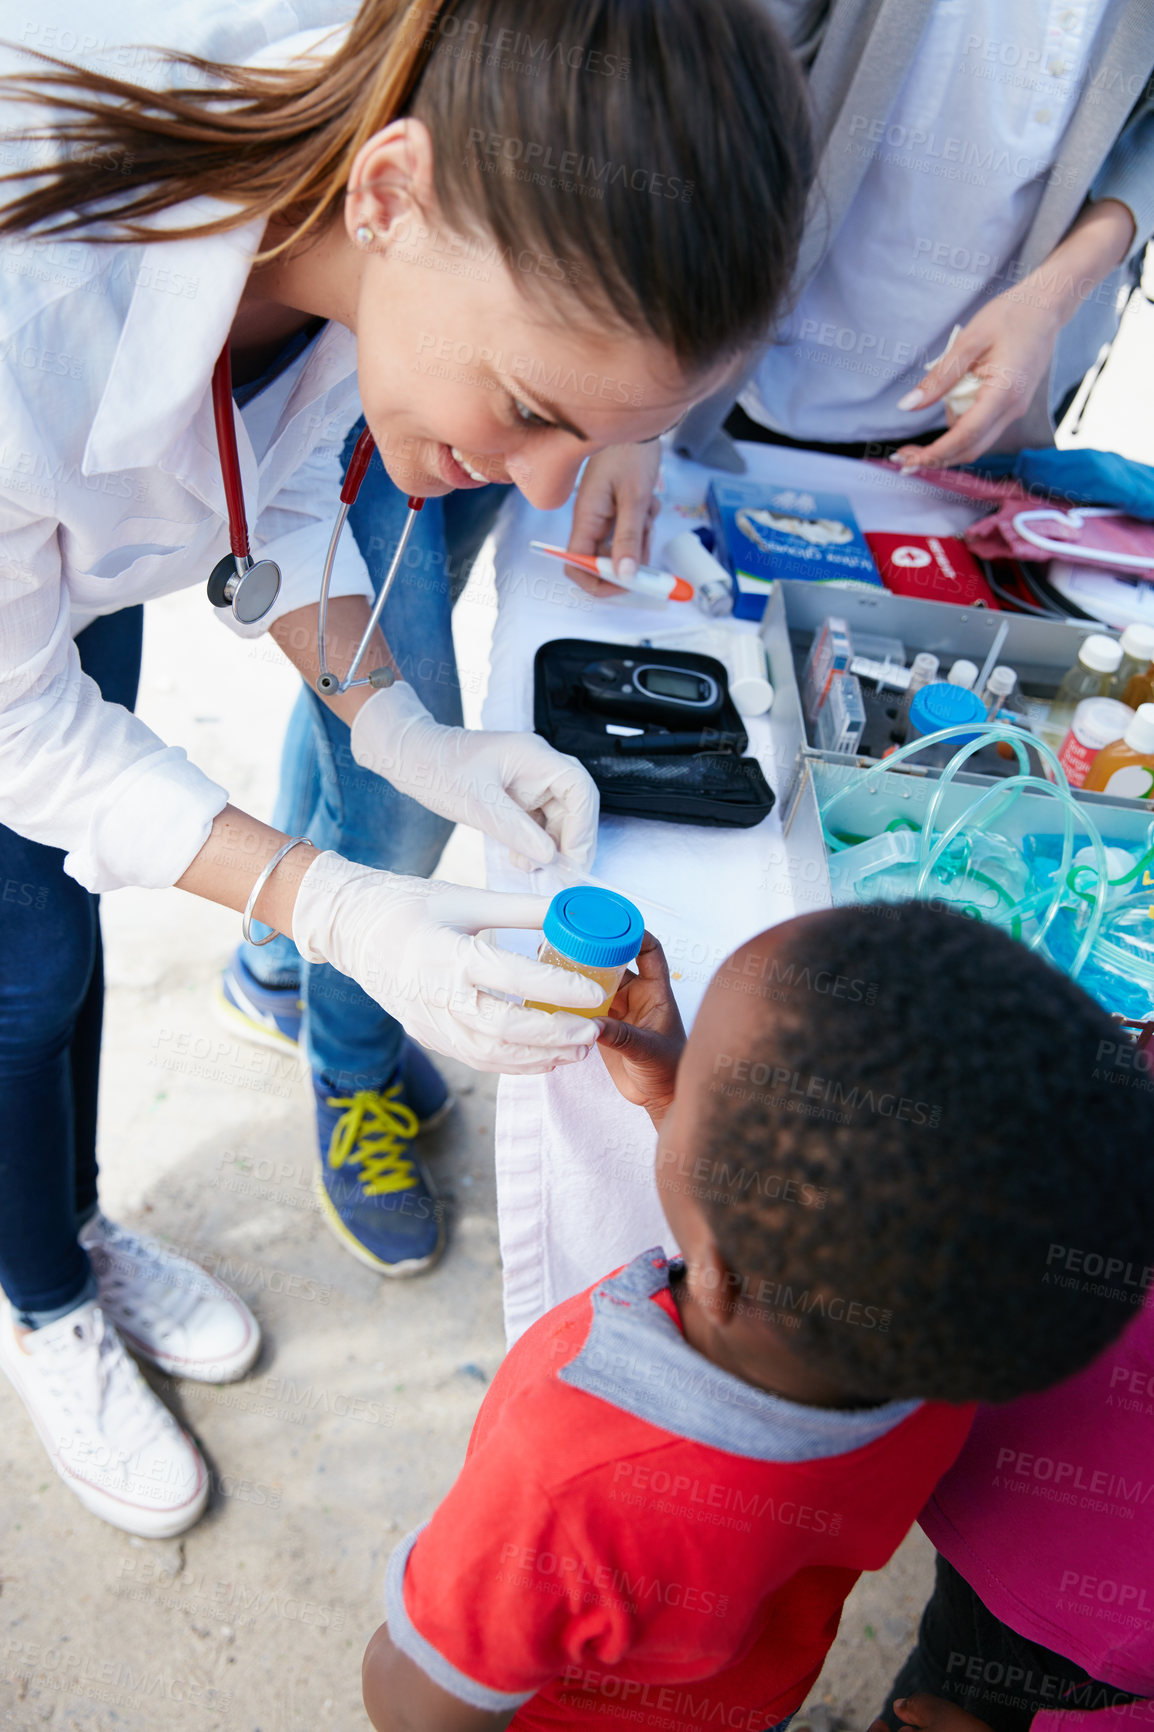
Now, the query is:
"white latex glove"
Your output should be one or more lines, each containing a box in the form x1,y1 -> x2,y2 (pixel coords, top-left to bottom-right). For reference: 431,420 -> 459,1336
292,852 -> 605,1074
350,681 -> 599,872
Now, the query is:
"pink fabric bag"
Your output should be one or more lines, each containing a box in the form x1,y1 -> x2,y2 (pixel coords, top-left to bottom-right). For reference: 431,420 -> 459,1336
868,461 -> 1154,572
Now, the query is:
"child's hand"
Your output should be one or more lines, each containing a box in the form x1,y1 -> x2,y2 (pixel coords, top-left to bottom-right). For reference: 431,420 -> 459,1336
596,932 -> 686,1124
867,1693 -> 995,1732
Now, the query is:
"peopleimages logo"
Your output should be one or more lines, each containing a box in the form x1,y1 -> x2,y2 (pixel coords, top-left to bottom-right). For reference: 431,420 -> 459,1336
497,1544 -> 729,1618
466,130 -> 694,200
711,1054 -> 940,1128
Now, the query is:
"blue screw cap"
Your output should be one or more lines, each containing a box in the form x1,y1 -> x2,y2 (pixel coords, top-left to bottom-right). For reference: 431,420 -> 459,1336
543,886 -> 644,970
908,682 -> 988,745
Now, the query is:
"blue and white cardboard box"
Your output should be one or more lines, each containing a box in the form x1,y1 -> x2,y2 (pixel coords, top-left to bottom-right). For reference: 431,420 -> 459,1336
707,478 -> 883,620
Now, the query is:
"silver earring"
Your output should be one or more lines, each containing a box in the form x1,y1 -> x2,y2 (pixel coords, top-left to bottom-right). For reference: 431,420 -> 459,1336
356,224 -> 375,248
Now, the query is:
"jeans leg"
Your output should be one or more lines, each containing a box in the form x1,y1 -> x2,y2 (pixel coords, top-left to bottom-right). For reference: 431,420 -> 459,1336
263,423 -> 465,1091
878,1555 -> 1114,1732
0,828 -> 99,1320
0,606 -> 142,1323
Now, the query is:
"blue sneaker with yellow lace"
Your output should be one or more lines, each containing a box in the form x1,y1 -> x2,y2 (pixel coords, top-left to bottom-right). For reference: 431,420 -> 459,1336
312,1073 -> 445,1276
217,949 -> 454,1134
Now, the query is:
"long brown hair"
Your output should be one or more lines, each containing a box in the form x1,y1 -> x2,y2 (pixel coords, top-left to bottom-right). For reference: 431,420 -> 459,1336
0,0 -> 813,370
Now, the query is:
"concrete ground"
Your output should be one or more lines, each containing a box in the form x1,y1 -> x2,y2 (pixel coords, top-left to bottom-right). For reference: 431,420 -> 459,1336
2,274 -> 1153,1732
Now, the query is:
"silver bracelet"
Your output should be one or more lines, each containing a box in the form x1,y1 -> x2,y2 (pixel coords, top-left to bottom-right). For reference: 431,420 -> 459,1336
242,836 -> 311,947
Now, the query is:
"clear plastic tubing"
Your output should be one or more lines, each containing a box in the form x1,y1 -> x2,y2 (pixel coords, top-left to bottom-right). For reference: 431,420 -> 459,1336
524,885 -> 645,1017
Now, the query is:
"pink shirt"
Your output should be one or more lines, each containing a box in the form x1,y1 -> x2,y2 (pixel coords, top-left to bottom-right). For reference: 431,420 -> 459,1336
921,1292 -> 1154,1729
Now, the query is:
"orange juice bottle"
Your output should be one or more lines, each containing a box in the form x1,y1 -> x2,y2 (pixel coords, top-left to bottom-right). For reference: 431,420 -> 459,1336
1122,661 -> 1154,711
1082,704 -> 1154,800
524,886 -> 644,1017
1108,624 -> 1154,704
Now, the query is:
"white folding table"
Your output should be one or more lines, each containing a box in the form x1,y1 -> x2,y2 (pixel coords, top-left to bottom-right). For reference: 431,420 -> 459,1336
481,446 -> 978,1343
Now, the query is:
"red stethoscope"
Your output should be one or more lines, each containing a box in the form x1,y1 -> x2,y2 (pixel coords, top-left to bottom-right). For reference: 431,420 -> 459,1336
206,344 -> 426,695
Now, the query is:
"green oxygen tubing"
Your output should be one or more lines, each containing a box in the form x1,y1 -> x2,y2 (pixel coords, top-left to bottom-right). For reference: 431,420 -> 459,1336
818,723 -> 1113,979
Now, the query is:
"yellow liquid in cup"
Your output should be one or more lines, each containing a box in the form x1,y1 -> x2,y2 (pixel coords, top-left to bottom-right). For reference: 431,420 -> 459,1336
524,942 -> 628,1017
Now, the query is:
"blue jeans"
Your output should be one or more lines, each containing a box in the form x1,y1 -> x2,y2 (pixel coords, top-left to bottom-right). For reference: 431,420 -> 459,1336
0,608 -> 143,1323
242,420 -> 507,1091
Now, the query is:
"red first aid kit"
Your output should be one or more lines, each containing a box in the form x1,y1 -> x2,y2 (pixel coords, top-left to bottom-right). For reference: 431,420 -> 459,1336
864,533 -> 998,608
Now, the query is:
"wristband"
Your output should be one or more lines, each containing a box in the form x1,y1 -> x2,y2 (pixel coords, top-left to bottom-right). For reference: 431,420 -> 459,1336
242,836 -> 311,946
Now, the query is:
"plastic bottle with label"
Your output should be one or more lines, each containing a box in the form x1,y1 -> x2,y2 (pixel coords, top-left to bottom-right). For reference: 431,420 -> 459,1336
1082,704 -> 1154,799
1056,697 -> 1135,788
524,886 -> 645,1017
1040,635 -> 1123,753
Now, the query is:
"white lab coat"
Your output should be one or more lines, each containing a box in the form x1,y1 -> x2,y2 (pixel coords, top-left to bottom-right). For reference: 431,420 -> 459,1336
0,5 -> 368,895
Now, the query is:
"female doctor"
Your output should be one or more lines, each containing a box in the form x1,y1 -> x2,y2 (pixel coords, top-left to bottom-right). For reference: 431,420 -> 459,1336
0,0 -> 810,1536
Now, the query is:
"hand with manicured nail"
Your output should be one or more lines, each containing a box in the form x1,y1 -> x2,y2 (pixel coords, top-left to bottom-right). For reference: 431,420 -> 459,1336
563,441 -> 663,595
889,291 -> 1060,472
889,197 -> 1136,473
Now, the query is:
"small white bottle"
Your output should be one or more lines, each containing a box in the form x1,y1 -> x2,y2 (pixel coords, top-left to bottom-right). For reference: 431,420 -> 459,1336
898,653 -> 939,740
979,665 -> 1016,718
946,659 -> 979,691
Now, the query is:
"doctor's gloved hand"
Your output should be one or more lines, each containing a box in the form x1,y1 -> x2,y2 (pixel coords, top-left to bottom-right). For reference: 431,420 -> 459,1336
292,853 -> 606,1073
350,680 -> 599,872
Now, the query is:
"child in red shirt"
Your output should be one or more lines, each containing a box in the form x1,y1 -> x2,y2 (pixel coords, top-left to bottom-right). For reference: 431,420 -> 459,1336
363,904 -> 1154,1732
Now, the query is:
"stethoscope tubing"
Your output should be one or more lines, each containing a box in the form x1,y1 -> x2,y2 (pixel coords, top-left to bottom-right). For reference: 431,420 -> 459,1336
210,342 -> 425,692
1012,506 -> 1154,572
211,348 -> 253,561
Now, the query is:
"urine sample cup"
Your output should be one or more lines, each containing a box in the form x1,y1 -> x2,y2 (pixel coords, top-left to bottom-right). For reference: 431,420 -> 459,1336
524,886 -> 645,1017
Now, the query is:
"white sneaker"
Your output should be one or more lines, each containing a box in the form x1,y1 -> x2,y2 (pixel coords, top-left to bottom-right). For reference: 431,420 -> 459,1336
79,1213 -> 260,1383
0,1300 -> 208,1538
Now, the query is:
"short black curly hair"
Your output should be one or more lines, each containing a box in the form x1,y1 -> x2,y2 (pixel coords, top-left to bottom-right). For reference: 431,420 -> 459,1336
696,902 -> 1154,1404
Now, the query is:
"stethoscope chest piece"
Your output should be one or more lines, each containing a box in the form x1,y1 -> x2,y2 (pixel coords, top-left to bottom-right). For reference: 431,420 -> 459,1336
207,553 -> 282,625
208,342 -> 422,671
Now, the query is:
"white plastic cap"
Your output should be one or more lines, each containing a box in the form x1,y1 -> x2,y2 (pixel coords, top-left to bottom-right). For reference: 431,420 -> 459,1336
947,659 -> 978,689
1120,624 -> 1154,662
1079,634 -> 1123,674
986,665 -> 1016,695
1125,703 -> 1154,753
911,653 -> 939,674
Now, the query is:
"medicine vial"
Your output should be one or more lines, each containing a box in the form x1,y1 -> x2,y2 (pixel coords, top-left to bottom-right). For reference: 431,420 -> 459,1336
525,886 -> 645,1018
897,652 -> 939,740
979,665 -> 1017,717
727,633 -> 774,717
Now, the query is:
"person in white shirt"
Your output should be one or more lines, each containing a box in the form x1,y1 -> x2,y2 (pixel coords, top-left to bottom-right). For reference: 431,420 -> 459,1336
0,0 -> 812,1536
668,0 -> 1154,482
